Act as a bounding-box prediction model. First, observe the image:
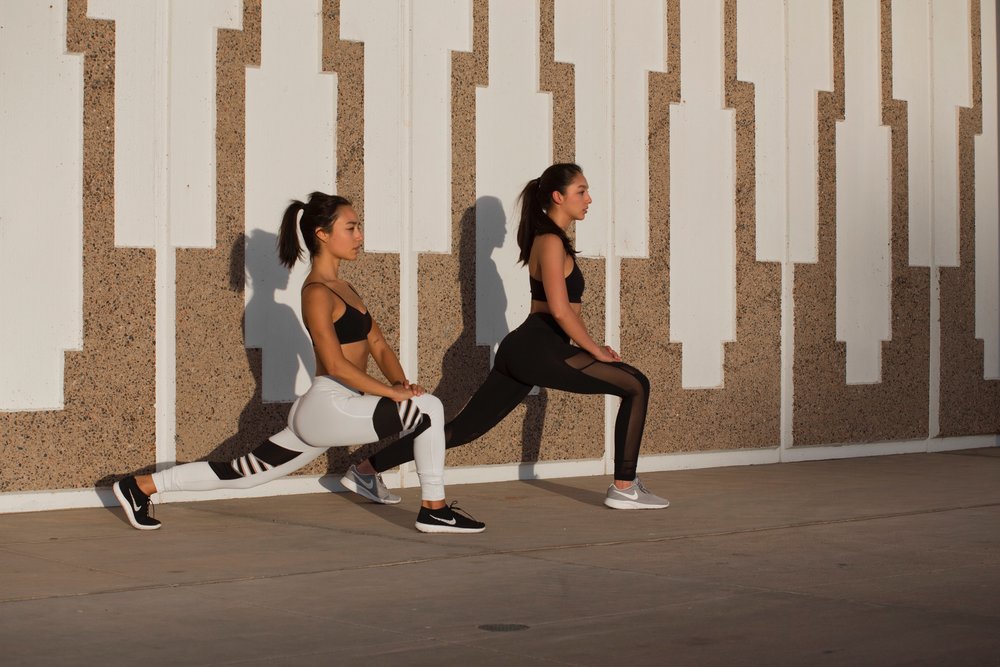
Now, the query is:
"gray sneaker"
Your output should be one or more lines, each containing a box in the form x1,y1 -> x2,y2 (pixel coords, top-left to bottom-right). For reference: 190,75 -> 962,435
604,477 -> 669,510
340,465 -> 402,504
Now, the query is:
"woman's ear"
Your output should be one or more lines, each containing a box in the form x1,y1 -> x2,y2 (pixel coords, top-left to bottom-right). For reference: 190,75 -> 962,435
550,189 -> 564,206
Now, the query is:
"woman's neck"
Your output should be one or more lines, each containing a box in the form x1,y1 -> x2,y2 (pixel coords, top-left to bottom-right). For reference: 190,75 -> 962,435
310,254 -> 341,281
547,209 -> 572,230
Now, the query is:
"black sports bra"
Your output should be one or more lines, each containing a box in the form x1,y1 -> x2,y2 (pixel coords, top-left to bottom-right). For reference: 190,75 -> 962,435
529,259 -> 585,304
302,282 -> 373,344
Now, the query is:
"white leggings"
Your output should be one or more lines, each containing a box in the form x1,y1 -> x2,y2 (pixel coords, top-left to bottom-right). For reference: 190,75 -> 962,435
152,376 -> 446,501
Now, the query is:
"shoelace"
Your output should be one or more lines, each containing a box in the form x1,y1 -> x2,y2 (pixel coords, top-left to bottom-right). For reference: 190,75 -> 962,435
445,501 -> 481,522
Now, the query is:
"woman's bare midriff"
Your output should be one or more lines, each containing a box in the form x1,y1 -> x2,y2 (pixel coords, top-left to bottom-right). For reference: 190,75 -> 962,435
530,301 -> 583,316
315,340 -> 370,379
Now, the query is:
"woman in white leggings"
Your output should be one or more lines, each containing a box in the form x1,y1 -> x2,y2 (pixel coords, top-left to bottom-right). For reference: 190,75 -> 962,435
113,192 -> 484,534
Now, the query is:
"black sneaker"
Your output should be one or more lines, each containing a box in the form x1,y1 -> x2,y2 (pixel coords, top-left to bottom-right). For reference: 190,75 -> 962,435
113,476 -> 161,530
415,502 -> 485,534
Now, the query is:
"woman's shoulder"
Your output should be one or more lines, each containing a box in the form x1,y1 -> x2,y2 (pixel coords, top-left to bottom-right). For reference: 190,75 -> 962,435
532,233 -> 569,259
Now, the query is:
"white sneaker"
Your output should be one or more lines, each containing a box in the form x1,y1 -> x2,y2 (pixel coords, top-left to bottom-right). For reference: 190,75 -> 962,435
604,477 -> 669,510
340,465 -> 402,504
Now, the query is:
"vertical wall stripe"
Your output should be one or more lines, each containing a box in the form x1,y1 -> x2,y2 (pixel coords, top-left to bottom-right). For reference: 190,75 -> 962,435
974,0 -> 1000,379
416,0 -> 493,468
541,0 -> 607,467
939,0 -> 1000,436
669,0 -> 736,389
245,0 -> 336,402
793,0 -> 930,446
836,0 -> 892,384
620,0 -> 782,454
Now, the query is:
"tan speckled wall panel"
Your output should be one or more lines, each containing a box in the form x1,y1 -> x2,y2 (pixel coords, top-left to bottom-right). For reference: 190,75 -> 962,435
940,0 -> 1000,437
619,0 -> 783,454
792,0 -> 930,446
0,2 -> 158,493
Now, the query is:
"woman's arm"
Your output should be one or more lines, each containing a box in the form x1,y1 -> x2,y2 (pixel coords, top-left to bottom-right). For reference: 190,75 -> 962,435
302,286 -> 412,400
536,235 -> 619,362
367,317 -> 409,386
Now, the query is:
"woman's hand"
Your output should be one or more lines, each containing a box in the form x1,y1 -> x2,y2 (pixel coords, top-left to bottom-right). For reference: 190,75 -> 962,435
592,345 -> 621,363
390,380 -> 426,399
387,383 -> 417,402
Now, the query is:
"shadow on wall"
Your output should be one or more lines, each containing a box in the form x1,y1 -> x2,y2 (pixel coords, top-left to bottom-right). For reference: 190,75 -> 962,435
434,197 -> 547,471
243,228 -> 314,397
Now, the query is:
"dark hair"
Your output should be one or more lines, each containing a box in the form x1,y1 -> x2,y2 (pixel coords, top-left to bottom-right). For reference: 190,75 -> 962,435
277,192 -> 352,268
515,163 -> 582,265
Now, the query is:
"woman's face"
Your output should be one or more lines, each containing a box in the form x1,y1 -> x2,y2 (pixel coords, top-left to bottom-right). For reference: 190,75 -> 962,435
318,205 -> 363,261
554,172 -> 592,222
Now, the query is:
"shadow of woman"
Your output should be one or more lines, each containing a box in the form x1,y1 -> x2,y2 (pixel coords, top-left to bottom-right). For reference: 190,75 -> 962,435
434,197 -> 547,474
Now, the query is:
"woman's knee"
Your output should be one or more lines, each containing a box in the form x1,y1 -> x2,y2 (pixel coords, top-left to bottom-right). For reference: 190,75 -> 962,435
413,392 -> 444,422
622,364 -> 650,398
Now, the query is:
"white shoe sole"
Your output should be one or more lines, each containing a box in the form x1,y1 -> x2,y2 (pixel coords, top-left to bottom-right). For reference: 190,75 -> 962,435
112,482 -> 162,530
414,521 -> 486,534
603,497 -> 670,510
340,474 -> 402,505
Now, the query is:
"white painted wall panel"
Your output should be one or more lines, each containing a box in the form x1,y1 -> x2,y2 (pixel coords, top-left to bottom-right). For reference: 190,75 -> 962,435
892,0 -> 972,268
554,0 -> 665,261
87,0 -> 157,248
89,0 -> 240,249
836,0 -> 892,384
669,0 -> 736,389
245,0 -> 336,401
340,0 -> 402,253
613,1 -> 667,259
892,0 -> 934,266
412,0 -> 473,253
976,0 -> 1000,378
787,0 -> 833,264
737,0 -> 786,263
554,0 -> 610,257
0,1 -> 84,410
932,0 -> 972,267
476,0 -> 552,348
168,1 -> 242,248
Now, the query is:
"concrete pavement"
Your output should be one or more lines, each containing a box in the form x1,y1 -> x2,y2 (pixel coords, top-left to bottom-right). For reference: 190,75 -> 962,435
1,448 -> 999,666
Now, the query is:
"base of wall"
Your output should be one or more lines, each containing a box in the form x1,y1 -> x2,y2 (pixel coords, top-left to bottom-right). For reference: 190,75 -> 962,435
1,434 -> 997,514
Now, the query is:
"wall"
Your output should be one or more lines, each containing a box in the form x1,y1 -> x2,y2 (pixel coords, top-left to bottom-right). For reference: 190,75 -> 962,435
1,0 -> 998,512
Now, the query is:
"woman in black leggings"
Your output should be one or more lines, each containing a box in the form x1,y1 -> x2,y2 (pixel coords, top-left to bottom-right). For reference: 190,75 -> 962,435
343,163 -> 668,510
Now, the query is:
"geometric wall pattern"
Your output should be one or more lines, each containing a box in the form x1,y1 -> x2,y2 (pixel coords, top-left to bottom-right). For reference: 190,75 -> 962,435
1,0 -> 997,499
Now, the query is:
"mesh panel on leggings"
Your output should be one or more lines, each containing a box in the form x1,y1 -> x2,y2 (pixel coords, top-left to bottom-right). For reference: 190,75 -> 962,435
563,353 -> 649,480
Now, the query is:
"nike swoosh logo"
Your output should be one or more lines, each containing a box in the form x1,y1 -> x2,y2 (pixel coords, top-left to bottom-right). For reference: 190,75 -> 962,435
128,489 -> 142,512
430,514 -> 457,525
356,475 -> 375,491
616,488 -> 638,500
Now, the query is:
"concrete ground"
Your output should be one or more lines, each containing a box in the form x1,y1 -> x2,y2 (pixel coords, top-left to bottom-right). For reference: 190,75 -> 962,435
1,448 -> 999,666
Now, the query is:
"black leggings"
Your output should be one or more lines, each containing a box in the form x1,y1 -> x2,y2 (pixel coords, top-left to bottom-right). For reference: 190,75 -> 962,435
370,313 -> 649,480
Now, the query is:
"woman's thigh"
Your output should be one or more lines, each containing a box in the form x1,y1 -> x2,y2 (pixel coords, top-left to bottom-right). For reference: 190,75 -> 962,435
290,379 -> 385,448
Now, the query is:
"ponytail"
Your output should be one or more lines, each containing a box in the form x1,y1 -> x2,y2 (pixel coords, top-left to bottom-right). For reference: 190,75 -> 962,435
515,163 -> 582,265
277,201 -> 306,268
275,192 -> 352,268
